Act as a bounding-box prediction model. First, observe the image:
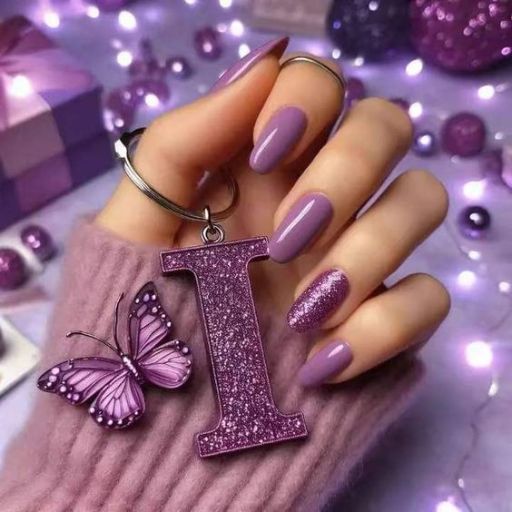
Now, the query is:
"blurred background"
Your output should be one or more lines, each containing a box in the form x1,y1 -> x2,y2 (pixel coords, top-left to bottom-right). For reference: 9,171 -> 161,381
0,1 -> 510,511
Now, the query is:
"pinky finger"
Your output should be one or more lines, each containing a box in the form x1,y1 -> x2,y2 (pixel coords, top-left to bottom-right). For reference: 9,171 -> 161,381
298,274 -> 450,387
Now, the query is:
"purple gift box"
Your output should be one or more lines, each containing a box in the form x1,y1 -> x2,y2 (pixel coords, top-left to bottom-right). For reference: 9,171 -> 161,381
0,16 -> 114,229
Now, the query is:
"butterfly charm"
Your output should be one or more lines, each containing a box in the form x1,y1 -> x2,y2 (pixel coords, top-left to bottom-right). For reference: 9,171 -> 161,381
37,282 -> 192,429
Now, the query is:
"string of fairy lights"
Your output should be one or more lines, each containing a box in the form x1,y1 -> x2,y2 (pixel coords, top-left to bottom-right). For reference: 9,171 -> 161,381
7,0 -> 512,510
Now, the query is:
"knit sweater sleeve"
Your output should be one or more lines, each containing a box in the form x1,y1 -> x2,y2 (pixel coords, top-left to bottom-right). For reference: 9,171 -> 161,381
0,218 -> 423,512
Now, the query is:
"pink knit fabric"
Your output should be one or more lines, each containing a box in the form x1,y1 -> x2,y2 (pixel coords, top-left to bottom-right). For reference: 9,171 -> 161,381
0,219 -> 423,512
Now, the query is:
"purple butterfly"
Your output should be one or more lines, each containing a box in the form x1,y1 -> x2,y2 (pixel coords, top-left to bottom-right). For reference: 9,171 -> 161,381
38,282 -> 192,429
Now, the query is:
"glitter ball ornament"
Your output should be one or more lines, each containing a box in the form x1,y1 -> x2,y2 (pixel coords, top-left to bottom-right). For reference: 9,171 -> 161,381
413,130 -> 437,157
458,205 -> 491,239
327,0 -> 410,60
167,56 -> 193,79
20,225 -> 56,262
91,0 -> 132,11
346,77 -> 366,107
441,112 -> 486,157
194,27 -> 223,60
480,148 -> 503,184
410,0 -> 512,72
0,248 -> 27,290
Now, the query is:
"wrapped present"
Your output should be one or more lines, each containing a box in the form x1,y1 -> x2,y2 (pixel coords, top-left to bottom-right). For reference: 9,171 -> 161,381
0,16 -> 113,228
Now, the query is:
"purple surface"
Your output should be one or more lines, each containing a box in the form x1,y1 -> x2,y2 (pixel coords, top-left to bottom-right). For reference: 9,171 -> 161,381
0,1 -> 510,511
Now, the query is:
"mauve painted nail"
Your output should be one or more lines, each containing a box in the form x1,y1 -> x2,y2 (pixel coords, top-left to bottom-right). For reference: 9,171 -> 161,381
210,36 -> 289,92
298,341 -> 353,387
250,106 -> 307,174
287,269 -> 349,332
269,193 -> 333,263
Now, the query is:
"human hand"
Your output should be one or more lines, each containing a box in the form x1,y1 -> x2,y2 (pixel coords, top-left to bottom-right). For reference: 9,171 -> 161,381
97,37 -> 450,388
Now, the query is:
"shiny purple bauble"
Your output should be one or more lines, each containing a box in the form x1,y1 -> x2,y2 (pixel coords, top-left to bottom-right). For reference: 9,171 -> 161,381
131,78 -> 170,105
91,0 -> 132,12
20,225 -> 56,262
413,130 -> 437,157
480,148 -> 503,184
194,27 -> 223,60
167,56 -> 193,79
327,0 -> 410,60
410,0 -> 512,72
346,77 -> 366,107
457,205 -> 491,239
441,112 -> 486,157
0,248 -> 27,290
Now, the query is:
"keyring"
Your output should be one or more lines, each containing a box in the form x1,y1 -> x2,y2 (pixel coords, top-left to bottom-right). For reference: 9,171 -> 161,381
281,56 -> 347,95
114,128 -> 240,224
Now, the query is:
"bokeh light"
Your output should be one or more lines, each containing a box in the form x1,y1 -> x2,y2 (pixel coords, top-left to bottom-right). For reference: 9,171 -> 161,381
465,340 -> 493,368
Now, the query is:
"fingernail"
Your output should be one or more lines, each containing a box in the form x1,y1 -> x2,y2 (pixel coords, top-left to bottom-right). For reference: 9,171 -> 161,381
210,36 -> 289,92
269,193 -> 333,263
250,106 -> 307,174
287,269 -> 349,332
298,341 -> 353,387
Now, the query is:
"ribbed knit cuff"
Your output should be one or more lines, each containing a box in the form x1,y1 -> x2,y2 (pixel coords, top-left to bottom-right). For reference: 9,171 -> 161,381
0,218 -> 423,512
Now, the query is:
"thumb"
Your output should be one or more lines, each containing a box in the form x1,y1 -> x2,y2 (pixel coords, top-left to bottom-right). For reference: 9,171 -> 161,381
97,37 -> 288,245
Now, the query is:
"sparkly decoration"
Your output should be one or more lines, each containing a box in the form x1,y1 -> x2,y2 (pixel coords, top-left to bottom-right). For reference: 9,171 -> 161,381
91,0 -> 133,11
194,26 -> 223,60
162,237 -> 308,457
441,112 -> 486,157
20,225 -> 56,262
457,205 -> 491,239
327,0 -> 410,60
413,130 -> 437,157
410,0 -> 512,72
346,76 -> 366,107
38,283 -> 192,428
480,148 -> 503,184
167,56 -> 193,79
0,248 -> 27,290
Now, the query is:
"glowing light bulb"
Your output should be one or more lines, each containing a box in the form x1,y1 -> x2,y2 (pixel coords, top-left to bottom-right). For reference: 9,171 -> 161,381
184,0 -> 197,4
436,500 -> 462,512
116,50 -> 133,67
230,19 -> 245,36
43,11 -> 60,28
238,43 -> 250,58
368,0 -> 379,11
499,281 -> 511,293
406,58 -> 423,76
457,270 -> 476,288
86,5 -> 100,18
467,250 -> 481,261
463,180 -> 485,200
408,102 -> 423,119
353,56 -> 365,66
465,340 -> 493,368
144,93 -> 160,108
118,10 -> 137,30
478,84 -> 495,100
332,48 -> 341,59
219,0 -> 233,7
9,75 -> 33,98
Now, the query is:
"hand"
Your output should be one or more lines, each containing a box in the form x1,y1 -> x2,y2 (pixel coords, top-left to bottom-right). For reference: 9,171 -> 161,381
97,37 -> 450,387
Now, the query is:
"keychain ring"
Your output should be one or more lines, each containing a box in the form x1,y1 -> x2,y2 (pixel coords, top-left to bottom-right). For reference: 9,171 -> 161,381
115,128 -> 240,223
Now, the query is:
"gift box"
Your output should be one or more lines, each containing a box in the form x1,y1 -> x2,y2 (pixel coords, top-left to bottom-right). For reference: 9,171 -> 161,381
0,16 -> 113,229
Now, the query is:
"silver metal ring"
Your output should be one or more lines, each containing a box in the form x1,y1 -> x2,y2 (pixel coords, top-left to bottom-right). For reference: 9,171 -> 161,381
114,128 -> 239,223
281,56 -> 347,94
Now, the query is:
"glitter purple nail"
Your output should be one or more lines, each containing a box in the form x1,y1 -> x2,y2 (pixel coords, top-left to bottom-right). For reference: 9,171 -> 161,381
288,269 -> 349,333
161,237 -> 308,458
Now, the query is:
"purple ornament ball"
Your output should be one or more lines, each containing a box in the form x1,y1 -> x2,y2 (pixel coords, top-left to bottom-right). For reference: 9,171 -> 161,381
131,79 -> 171,106
327,0 -> 410,61
21,225 -> 56,262
91,0 -> 131,12
441,112 -> 486,157
346,77 -> 366,107
457,205 -> 491,239
167,56 -> 193,80
413,130 -> 437,157
0,248 -> 27,290
194,27 -> 223,61
410,0 -> 512,72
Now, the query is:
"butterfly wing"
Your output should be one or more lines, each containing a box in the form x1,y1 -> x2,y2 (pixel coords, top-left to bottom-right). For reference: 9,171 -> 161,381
37,357 -> 123,405
89,370 -> 145,429
139,340 -> 192,389
128,282 -> 172,359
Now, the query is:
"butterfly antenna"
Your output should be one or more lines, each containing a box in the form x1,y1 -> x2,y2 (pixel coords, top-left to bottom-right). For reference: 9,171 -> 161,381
113,293 -> 125,354
66,331 -> 118,354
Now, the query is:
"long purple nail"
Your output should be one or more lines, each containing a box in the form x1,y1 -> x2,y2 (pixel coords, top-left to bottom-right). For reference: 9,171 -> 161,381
211,36 -> 289,92
250,107 -> 307,174
269,193 -> 333,263
298,341 -> 353,387
287,269 -> 349,332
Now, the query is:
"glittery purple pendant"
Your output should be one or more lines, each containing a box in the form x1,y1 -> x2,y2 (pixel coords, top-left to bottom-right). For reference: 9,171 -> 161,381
161,237 -> 308,457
